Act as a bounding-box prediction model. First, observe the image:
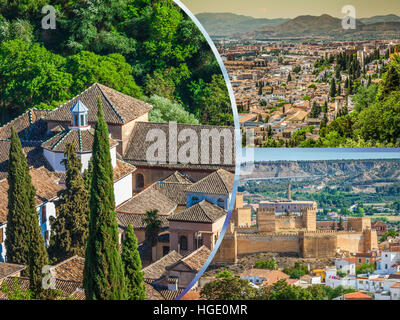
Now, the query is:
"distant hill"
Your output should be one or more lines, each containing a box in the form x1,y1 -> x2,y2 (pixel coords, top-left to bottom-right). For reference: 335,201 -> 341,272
241,159 -> 400,182
195,12 -> 289,36
359,14 -> 400,25
243,14 -> 400,39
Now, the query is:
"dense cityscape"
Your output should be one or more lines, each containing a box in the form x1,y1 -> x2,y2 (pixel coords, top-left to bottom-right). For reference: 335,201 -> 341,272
215,39 -> 400,147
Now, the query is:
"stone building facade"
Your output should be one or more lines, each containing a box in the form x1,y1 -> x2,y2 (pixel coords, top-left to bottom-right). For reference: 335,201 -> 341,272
214,197 -> 378,263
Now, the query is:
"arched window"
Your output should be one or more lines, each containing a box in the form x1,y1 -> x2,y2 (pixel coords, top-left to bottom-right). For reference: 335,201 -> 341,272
179,235 -> 188,251
135,173 -> 144,189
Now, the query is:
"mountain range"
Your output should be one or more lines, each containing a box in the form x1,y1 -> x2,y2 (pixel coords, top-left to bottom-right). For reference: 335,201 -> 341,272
196,12 -> 400,38
195,12 -> 289,36
240,159 -> 400,182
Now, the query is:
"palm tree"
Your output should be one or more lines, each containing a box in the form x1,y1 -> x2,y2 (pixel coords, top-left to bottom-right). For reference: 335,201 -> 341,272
143,210 -> 162,261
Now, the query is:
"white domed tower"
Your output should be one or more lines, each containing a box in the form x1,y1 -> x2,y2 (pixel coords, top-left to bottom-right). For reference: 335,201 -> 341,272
42,100 -> 118,172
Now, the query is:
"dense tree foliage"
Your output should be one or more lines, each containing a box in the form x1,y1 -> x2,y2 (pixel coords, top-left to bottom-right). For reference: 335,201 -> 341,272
215,270 -> 234,279
0,0 -> 231,126
317,55 -> 400,147
254,259 -> 278,270
48,144 -> 89,264
201,277 -> 357,300
147,95 -> 199,124
143,209 -> 162,262
5,128 -> 48,297
121,224 -> 146,300
283,262 -> 309,279
200,278 -> 259,300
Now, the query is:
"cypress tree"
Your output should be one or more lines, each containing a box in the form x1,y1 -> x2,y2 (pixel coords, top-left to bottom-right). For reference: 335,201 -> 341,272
5,128 -> 32,265
48,143 -> 89,263
330,78 -> 336,97
121,224 -> 146,300
5,128 -> 48,297
338,217 -> 344,231
83,97 -> 126,300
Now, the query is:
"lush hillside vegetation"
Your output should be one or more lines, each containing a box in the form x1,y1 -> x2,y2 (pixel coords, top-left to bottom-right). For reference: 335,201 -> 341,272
0,0 -> 233,126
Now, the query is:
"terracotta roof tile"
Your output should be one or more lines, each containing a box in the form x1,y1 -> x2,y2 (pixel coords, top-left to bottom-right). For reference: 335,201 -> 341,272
153,182 -> 192,206
45,83 -> 152,125
162,171 -> 193,184
167,200 -> 226,223
241,269 -> 290,285
51,256 -> 84,283
343,292 -> 374,300
186,169 -> 234,195
123,122 -> 235,171
166,246 -> 211,273
145,283 -> 164,300
157,288 -> 184,300
180,290 -> 202,300
142,251 -> 183,280
116,184 -> 177,216
0,263 -> 26,281
70,288 -> 86,300
113,160 -> 135,181
0,167 -> 62,223
0,109 -> 50,141
180,246 -> 211,272
117,212 -> 169,230
0,141 -> 53,180
41,128 -> 118,153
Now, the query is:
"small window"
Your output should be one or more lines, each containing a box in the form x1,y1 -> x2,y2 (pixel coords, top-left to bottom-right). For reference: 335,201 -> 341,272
162,246 -> 169,256
179,235 -> 188,251
42,206 -> 47,224
135,174 -> 144,189
192,196 -> 199,201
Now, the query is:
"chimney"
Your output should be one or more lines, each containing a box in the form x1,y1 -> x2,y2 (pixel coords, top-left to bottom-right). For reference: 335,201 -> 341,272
168,277 -> 179,291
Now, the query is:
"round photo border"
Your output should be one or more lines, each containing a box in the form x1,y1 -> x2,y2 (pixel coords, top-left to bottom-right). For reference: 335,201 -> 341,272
172,0 -> 242,300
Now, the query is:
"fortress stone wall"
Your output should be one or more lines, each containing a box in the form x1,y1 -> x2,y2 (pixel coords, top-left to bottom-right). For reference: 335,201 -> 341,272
214,199 -> 378,264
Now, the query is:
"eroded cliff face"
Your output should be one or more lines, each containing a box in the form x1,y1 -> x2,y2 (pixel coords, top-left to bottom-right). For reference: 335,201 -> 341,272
241,159 -> 400,180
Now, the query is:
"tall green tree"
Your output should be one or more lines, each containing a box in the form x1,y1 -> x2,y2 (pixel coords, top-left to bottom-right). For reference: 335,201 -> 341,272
121,224 -> 146,300
5,128 -> 48,297
83,98 -> 126,300
143,209 -> 162,262
48,143 -> 89,263
330,78 -> 337,97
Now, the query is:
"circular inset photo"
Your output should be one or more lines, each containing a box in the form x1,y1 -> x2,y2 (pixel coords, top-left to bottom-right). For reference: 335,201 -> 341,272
0,0 -> 238,300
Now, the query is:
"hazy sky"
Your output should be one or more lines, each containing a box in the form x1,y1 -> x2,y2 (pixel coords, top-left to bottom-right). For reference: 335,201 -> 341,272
182,0 -> 400,19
